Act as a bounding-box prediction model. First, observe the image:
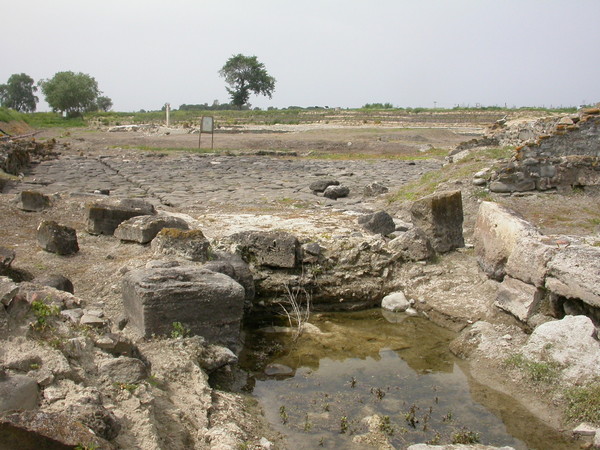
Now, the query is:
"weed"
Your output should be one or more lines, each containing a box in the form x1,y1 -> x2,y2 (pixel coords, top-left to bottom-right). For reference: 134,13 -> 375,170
114,382 -> 138,392
451,426 -> 480,444
303,414 -> 312,431
171,321 -> 191,339
504,353 -> 561,384
30,300 -> 60,330
279,281 -> 312,343
379,415 -> 394,436
74,444 -> 98,450
564,382 -> 600,424
340,416 -> 348,434
279,405 -> 288,424
405,403 -> 419,428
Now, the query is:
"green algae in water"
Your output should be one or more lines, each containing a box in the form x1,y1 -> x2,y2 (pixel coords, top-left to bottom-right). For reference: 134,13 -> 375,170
238,309 -> 579,449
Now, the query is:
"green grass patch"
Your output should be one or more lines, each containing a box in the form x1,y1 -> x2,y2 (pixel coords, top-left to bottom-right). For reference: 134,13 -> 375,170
504,353 -> 561,384
0,107 -> 28,123
27,112 -> 86,128
564,382 -> 600,425
388,146 -> 514,202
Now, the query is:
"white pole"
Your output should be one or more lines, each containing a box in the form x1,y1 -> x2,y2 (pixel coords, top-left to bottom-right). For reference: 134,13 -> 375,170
165,103 -> 170,127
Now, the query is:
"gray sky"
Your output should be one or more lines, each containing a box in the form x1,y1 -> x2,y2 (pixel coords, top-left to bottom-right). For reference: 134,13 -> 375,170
4,0 -> 600,112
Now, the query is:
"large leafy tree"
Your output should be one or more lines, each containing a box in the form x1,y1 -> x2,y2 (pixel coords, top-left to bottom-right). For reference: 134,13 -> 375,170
39,71 -> 100,117
0,73 -> 39,112
219,54 -> 276,109
96,96 -> 113,112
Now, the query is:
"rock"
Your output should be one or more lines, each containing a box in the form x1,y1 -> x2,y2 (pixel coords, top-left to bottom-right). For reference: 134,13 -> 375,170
80,314 -> 106,327
94,333 -> 138,357
198,344 -> 238,372
18,190 -> 52,212
0,410 -> 114,450
36,220 -> 79,255
32,274 -> 74,294
545,244 -> 600,308
494,276 -> 543,322
358,211 -> 396,236
122,265 -> 245,345
505,235 -> 556,287
114,214 -> 189,244
472,177 -> 488,186
98,356 -> 148,384
522,315 -> 600,384
473,202 -> 539,280
259,437 -> 274,449
151,228 -> 211,262
204,254 -> 255,302
0,374 -> 39,411
388,227 -> 434,261
301,242 -> 322,264
381,292 -> 410,312
70,403 -> 121,441
86,197 -> 156,235
0,246 -> 15,274
60,308 -> 84,323
408,445 -> 515,450
229,230 -> 300,269
0,276 -> 18,306
410,190 -> 464,253
363,182 -> 389,197
323,184 -> 349,199
572,422 -> 598,436
264,363 -> 294,376
309,179 -> 339,192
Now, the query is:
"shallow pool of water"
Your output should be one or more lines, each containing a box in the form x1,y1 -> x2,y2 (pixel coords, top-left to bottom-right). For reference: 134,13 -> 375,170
234,309 -> 578,449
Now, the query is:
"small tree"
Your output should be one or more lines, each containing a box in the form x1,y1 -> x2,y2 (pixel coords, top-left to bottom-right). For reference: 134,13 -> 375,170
219,54 -> 276,109
39,71 -> 100,118
0,73 -> 39,112
96,96 -> 113,112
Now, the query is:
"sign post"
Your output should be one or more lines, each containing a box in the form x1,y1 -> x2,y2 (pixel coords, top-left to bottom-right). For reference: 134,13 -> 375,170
199,116 -> 214,149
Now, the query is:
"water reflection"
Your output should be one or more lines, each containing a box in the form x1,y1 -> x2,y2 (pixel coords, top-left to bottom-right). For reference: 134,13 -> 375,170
236,309 -> 578,449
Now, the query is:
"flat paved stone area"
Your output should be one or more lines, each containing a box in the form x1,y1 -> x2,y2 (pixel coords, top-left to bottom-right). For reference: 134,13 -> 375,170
12,152 -> 442,215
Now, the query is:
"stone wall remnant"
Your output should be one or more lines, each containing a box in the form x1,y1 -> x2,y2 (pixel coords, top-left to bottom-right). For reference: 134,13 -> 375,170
86,198 -> 156,235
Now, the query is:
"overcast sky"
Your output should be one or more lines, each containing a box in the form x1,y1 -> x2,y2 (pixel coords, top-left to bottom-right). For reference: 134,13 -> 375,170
4,0 -> 600,112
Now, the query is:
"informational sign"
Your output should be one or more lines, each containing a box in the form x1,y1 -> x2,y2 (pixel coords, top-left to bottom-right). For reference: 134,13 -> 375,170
201,116 -> 214,133
199,116 -> 214,149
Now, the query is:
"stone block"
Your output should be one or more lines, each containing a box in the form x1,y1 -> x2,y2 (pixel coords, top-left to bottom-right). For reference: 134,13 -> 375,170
122,266 -> 245,345
98,356 -> 148,384
115,214 -> 189,244
86,198 -> 156,235
388,227 -> 434,262
309,179 -> 339,193
151,228 -> 211,261
323,185 -> 349,199
381,292 -> 410,312
358,211 -> 396,236
363,182 -> 389,197
545,244 -> 600,308
0,374 -> 39,411
473,202 -> 539,280
495,276 -> 543,322
505,236 -> 556,287
410,190 -> 464,253
0,246 -> 16,274
37,220 -> 79,255
229,230 -> 300,269
18,190 -> 51,212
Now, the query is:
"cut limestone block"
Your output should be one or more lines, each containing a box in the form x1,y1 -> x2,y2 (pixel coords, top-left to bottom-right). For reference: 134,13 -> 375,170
122,265 -> 245,346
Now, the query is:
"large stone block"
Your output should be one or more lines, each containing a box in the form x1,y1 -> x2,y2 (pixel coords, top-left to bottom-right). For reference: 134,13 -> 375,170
410,190 -> 464,253
115,215 -> 189,244
122,266 -> 245,345
86,198 -> 156,235
545,244 -> 600,308
19,190 -> 51,212
229,230 -> 300,269
505,235 -> 556,287
151,228 -> 211,261
495,276 -> 543,322
37,220 -> 79,255
473,202 -> 539,280
358,211 -> 396,236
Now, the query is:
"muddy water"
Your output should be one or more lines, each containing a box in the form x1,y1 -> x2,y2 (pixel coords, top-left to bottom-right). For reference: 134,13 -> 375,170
237,309 -> 578,449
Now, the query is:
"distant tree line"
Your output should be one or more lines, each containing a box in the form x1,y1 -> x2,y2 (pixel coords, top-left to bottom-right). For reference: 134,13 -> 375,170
0,71 -> 112,117
178,101 -> 251,111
